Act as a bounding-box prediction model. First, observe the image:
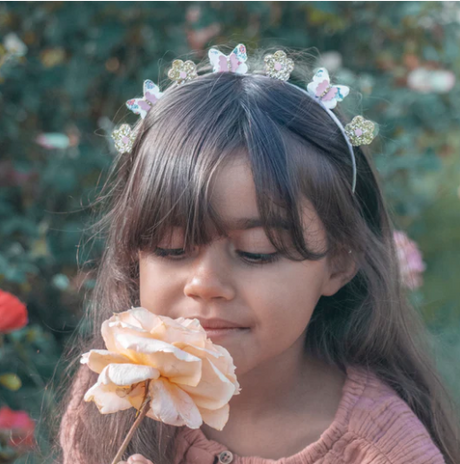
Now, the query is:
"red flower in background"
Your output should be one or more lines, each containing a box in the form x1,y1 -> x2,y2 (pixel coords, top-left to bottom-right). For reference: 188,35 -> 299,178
0,406 -> 36,449
0,289 -> 28,333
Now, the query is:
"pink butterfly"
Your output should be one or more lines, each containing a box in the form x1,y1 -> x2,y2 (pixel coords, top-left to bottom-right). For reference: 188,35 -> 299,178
307,68 -> 349,110
126,79 -> 163,119
208,43 -> 248,74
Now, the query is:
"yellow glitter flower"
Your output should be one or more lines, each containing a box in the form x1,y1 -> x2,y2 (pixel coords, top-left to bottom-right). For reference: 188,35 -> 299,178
111,124 -> 137,154
167,59 -> 198,85
264,50 -> 294,81
344,115 -> 378,146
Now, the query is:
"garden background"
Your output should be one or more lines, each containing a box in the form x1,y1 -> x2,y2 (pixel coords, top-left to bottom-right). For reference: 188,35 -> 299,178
0,2 -> 459,463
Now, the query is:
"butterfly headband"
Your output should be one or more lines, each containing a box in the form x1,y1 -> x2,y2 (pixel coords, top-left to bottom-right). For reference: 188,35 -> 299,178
112,44 -> 379,194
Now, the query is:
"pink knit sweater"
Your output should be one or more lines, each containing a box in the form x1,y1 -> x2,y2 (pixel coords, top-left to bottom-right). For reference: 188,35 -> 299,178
173,365 -> 445,464
60,365 -> 445,464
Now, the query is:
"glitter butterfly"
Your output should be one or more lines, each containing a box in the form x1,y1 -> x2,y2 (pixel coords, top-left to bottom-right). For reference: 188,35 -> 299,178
306,68 -> 350,110
208,43 -> 248,74
126,79 -> 163,119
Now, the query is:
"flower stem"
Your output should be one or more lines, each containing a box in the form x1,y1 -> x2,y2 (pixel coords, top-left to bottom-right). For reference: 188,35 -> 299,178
111,380 -> 152,464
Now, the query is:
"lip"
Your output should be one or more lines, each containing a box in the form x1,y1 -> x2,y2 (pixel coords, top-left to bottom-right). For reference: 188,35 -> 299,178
203,327 -> 249,340
192,317 -> 248,330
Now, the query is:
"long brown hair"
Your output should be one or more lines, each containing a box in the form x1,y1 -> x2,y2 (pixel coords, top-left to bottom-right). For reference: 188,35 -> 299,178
43,46 -> 460,464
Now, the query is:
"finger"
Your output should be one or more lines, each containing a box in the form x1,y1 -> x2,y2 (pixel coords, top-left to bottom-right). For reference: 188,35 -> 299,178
127,454 -> 146,463
127,455 -> 153,464
128,458 -> 154,464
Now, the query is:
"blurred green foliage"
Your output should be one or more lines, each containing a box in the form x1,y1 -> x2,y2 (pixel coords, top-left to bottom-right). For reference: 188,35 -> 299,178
0,2 -> 459,462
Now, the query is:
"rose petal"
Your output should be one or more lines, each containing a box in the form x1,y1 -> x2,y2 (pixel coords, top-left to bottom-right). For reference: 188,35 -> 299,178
124,307 -> 163,332
194,341 -> 239,384
178,318 -> 204,330
147,378 -> 202,429
180,356 -> 237,409
80,349 -> 132,374
119,334 -> 196,361
102,320 -> 148,352
114,333 -> 203,387
101,363 -> 160,386
127,308 -> 199,336
126,382 -> 146,410
83,307 -> 240,429
83,381 -> 133,414
151,319 -> 207,348
105,320 -> 148,336
199,403 -> 229,431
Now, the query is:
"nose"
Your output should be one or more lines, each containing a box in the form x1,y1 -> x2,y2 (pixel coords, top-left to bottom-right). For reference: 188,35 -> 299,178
183,242 -> 236,301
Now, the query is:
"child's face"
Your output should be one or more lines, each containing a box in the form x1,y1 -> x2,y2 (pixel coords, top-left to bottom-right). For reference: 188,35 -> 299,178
138,157 -> 353,377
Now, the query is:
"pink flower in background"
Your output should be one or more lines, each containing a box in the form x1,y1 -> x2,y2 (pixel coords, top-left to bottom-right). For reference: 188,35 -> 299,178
35,133 -> 71,149
35,126 -> 80,150
0,160 -> 39,187
393,230 -> 427,290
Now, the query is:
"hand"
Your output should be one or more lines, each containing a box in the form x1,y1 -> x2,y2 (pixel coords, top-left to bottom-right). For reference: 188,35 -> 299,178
117,454 -> 154,464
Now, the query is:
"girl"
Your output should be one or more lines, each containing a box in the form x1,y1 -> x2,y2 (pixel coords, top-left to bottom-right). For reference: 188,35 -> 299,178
54,44 -> 460,464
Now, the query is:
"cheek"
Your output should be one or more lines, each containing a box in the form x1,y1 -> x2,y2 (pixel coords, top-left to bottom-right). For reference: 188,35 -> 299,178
138,258 -> 178,316
253,261 -> 327,327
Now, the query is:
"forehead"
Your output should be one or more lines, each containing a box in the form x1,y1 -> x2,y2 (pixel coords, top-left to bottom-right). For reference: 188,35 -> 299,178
204,159 -> 284,233
155,155 -> 326,253
207,157 -> 259,219
162,158 -> 287,240
205,157 -> 319,233
219,216 -> 290,231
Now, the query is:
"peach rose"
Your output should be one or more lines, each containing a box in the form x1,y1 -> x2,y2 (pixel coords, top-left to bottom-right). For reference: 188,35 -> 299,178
80,307 -> 240,430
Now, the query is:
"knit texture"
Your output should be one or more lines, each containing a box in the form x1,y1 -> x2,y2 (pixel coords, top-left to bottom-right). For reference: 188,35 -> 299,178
59,364 -> 446,464
173,365 -> 446,464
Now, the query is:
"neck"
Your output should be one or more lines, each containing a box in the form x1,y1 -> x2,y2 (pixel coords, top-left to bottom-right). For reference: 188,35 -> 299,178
201,333 -> 346,445
229,337 -> 316,419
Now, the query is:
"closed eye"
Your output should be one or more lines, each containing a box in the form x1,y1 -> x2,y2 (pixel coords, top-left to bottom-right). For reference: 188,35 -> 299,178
152,248 -> 280,266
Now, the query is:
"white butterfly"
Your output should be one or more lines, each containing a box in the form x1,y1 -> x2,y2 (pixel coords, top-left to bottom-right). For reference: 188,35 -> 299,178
208,43 -> 248,75
126,79 -> 163,119
307,68 -> 349,109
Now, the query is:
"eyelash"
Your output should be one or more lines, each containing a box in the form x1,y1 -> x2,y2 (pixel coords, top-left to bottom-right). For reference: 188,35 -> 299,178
152,248 -> 280,266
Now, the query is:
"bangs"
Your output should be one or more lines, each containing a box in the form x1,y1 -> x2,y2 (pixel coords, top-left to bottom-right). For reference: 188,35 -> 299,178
116,72 -> 345,264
